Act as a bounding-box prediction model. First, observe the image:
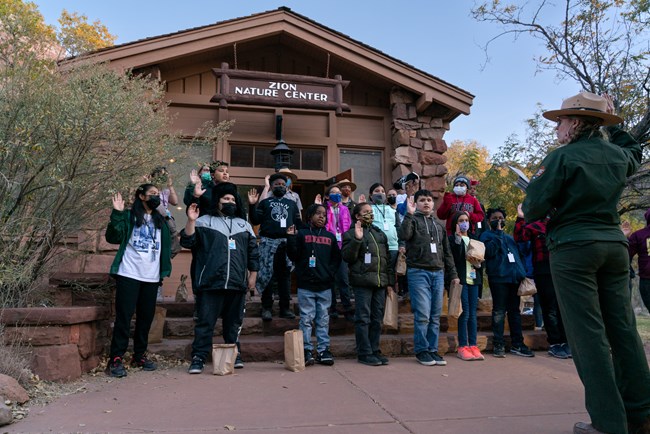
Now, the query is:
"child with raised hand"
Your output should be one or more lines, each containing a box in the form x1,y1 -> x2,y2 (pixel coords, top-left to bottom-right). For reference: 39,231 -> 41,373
287,204 -> 342,366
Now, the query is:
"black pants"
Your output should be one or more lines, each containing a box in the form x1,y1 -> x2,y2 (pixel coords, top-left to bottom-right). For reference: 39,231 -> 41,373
191,290 -> 246,361
533,272 -> 567,345
109,275 -> 158,359
353,286 -> 386,357
488,281 -> 523,347
261,244 -> 291,311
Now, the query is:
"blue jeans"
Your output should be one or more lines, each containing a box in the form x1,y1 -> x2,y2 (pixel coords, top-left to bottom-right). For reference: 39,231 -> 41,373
353,286 -> 386,356
408,268 -> 444,354
298,288 -> 332,352
458,284 -> 479,347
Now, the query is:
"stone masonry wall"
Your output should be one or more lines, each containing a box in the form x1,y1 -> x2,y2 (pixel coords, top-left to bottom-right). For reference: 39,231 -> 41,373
390,87 -> 448,206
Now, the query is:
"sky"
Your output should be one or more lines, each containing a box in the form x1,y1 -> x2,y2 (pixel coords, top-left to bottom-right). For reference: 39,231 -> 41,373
31,0 -> 578,154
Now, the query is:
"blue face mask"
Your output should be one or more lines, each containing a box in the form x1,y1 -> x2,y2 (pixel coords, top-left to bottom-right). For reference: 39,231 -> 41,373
329,193 -> 342,203
459,221 -> 470,232
286,179 -> 291,188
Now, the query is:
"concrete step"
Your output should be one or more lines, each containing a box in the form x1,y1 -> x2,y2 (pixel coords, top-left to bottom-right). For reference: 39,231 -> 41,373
148,330 -> 552,362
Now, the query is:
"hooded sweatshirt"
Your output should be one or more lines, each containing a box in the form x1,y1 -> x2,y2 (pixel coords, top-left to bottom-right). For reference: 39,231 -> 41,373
287,225 -> 341,291
628,209 -> 650,279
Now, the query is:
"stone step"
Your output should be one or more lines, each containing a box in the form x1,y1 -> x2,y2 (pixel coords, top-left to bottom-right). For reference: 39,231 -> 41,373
148,330 -> 552,363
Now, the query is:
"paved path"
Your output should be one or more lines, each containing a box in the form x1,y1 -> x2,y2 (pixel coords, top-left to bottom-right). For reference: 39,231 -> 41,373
10,352 -> 587,433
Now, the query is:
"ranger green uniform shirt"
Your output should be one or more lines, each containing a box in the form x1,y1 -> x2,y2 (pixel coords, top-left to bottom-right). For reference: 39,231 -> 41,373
522,126 -> 642,249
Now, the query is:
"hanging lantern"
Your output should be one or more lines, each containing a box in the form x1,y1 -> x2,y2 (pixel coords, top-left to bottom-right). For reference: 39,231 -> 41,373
271,139 -> 294,171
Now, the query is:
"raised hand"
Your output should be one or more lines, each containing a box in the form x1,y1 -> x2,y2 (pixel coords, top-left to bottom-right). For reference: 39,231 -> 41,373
354,220 -> 364,240
406,197 -> 416,215
286,225 -> 296,235
602,92 -> 616,114
314,194 -> 322,205
621,220 -> 632,238
112,193 -> 125,211
187,203 -> 200,221
264,174 -> 271,188
517,203 -> 525,219
247,188 -> 259,205
193,181 -> 206,198
166,173 -> 173,187
358,194 -> 366,203
189,169 -> 200,185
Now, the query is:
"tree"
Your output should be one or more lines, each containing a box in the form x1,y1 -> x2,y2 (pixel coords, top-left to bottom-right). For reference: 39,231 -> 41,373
0,1 -> 231,307
444,139 -> 491,185
472,0 -> 650,214
57,10 -> 116,57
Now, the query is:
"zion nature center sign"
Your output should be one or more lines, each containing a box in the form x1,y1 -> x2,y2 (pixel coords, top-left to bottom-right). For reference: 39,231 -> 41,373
211,63 -> 350,114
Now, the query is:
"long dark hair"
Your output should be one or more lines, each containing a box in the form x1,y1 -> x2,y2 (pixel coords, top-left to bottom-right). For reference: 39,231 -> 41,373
351,202 -> 371,223
450,211 -> 472,233
305,203 -> 327,226
132,183 -> 164,229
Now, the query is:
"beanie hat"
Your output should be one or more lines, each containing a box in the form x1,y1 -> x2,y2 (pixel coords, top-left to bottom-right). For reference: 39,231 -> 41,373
454,175 -> 470,187
211,182 -> 244,218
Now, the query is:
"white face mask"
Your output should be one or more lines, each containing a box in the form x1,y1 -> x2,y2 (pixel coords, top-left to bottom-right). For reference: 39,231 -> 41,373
453,186 -> 467,196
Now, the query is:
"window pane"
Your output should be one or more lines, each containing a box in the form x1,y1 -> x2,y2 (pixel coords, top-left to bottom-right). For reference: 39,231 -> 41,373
301,149 -> 324,171
339,149 -> 382,199
231,145 -> 254,167
254,146 -> 275,169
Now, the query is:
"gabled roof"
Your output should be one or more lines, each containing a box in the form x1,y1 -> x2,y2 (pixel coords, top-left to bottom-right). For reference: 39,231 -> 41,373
62,7 -> 473,115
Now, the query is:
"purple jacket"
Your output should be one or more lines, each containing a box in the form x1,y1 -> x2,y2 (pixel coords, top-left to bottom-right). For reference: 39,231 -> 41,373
325,202 -> 352,249
629,211 -> 650,279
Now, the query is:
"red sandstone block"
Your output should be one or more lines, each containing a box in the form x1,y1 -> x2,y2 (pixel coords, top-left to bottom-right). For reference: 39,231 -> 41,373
69,324 -> 80,345
0,306 -> 109,325
83,255 -> 115,274
80,355 -> 101,373
77,323 -> 96,359
1,326 -> 70,346
31,344 -> 82,381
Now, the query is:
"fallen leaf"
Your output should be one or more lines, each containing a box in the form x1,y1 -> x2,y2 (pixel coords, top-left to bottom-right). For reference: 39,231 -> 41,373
104,410 -> 112,413
224,425 -> 236,430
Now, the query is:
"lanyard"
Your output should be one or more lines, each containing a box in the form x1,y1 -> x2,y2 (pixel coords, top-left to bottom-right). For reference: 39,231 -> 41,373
422,214 -> 439,243
309,227 -> 322,256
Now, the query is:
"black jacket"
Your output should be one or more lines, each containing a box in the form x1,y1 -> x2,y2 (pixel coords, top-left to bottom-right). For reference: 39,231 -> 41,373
180,215 -> 259,292
287,226 -> 341,291
398,212 -> 458,280
250,196 -> 301,238
342,225 -> 395,289
447,234 -> 483,287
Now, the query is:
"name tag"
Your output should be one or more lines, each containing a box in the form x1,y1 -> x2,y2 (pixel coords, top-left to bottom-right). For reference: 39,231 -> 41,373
309,255 -> 316,268
228,238 -> 236,250
469,269 -> 477,279
477,222 -> 482,229
364,253 -> 372,264
507,252 -> 515,263
383,222 -> 390,231
336,232 -> 342,242
280,218 -> 287,228
430,243 -> 437,253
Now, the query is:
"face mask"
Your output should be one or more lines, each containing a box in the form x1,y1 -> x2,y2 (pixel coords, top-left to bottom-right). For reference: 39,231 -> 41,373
329,193 -> 342,203
490,220 -> 504,231
371,193 -> 386,204
200,172 -> 211,182
359,213 -> 374,226
459,221 -> 470,232
387,196 -> 397,205
146,195 -> 161,210
272,186 -> 286,197
286,179 -> 292,188
453,186 -> 467,196
220,202 -> 236,217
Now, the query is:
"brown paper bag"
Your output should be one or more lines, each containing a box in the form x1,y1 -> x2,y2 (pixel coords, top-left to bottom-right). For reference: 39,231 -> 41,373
147,306 -> 167,344
284,329 -> 305,372
212,344 -> 238,376
448,280 -> 463,319
517,277 -> 537,297
395,251 -> 407,276
466,239 -> 486,267
382,288 -> 399,330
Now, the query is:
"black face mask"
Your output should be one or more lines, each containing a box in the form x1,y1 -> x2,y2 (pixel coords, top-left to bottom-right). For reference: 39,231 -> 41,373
490,220 -> 504,231
272,186 -> 286,197
220,203 -> 236,217
146,195 -> 161,210
387,196 -> 397,205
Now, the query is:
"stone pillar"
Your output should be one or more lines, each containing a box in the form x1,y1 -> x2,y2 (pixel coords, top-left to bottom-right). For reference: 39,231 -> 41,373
390,87 -> 449,207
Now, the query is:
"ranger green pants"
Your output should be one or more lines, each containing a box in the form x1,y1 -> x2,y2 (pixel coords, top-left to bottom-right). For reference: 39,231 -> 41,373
550,241 -> 650,434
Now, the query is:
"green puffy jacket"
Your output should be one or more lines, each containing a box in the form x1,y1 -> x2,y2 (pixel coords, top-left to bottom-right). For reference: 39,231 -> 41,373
342,225 -> 395,289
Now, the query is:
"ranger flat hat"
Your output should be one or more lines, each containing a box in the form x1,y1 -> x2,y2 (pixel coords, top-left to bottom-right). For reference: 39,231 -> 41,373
334,179 -> 357,191
277,168 -> 297,183
542,91 -> 623,126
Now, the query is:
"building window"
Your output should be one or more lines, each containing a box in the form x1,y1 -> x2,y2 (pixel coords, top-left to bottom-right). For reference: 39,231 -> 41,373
231,144 -> 325,171
339,149 -> 382,198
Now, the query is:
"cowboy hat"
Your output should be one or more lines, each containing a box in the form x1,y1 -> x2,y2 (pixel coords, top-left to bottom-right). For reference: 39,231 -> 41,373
542,91 -> 623,126
277,167 -> 297,183
334,179 -> 357,191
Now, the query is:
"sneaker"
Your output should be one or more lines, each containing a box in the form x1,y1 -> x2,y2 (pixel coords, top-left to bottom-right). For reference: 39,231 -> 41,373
279,309 -> 296,319
456,346 -> 474,361
493,344 -> 506,358
373,351 -> 389,365
561,343 -> 573,358
573,422 -> 604,433
188,356 -> 204,374
358,354 -> 382,366
130,354 -> 157,371
469,346 -> 485,361
261,309 -> 273,321
510,344 -> 535,357
415,351 -> 436,366
234,354 -> 244,369
304,349 -> 315,366
548,343 -> 570,359
316,348 -> 334,366
105,356 -> 127,378
430,351 -> 447,366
